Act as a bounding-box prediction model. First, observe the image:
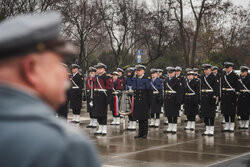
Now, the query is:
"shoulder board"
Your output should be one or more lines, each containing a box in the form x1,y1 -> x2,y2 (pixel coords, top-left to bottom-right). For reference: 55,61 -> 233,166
177,78 -> 180,80
148,77 -> 151,79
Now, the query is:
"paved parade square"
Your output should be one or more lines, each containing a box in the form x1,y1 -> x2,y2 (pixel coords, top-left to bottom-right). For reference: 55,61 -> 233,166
68,107 -> 250,167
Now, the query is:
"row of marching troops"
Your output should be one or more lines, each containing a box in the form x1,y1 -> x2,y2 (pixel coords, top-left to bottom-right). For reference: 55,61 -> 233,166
58,62 -> 250,138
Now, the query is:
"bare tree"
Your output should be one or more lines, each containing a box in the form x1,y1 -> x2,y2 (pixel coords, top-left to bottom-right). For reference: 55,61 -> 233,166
0,0 -> 59,18
97,0 -> 146,68
141,0 -> 175,65
59,0 -> 105,71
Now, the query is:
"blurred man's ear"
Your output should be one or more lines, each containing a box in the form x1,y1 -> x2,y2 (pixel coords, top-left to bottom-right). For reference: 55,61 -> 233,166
20,54 -> 41,88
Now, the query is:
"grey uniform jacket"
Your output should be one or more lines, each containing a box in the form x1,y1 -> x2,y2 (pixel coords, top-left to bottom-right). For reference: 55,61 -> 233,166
0,84 -> 101,167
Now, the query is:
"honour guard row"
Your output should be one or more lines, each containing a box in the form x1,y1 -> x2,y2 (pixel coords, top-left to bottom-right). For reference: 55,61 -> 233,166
61,61 -> 250,138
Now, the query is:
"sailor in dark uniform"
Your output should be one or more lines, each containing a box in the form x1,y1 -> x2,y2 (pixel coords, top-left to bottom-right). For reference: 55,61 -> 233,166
221,62 -> 240,132
149,69 -> 163,128
133,65 -> 151,139
237,66 -> 250,129
69,64 -> 84,123
125,67 -> 137,130
212,66 -> 221,114
193,68 -> 200,79
110,71 -> 123,125
93,63 -> 110,135
86,67 -> 98,128
175,66 -> 185,117
157,69 -> 164,79
117,68 -> 126,87
163,67 -> 183,134
200,64 -> 219,136
183,71 -> 200,131
157,69 -> 167,124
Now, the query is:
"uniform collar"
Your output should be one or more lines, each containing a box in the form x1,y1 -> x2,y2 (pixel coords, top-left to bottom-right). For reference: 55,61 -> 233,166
138,74 -> 144,79
206,72 -> 212,78
0,84 -> 54,119
73,71 -> 78,77
226,70 -> 232,76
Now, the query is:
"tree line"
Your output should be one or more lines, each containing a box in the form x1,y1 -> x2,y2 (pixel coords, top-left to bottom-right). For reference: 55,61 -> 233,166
0,0 -> 249,73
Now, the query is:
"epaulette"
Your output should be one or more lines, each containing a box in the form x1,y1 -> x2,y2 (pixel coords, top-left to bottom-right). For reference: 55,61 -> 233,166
148,77 -> 151,79
177,78 -> 180,80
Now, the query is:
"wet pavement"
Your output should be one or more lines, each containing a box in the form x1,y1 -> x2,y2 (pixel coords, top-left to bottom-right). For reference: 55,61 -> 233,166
67,106 -> 250,167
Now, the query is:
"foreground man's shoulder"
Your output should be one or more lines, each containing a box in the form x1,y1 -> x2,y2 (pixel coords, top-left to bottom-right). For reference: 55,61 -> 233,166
28,119 -> 101,166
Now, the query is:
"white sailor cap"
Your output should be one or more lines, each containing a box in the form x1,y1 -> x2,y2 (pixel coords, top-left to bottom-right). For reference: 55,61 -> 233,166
150,68 -> 158,73
224,62 -> 234,68
117,68 -> 124,73
96,63 -> 107,69
166,66 -> 175,73
175,66 -> 182,71
240,66 -> 249,72
135,64 -> 146,70
112,71 -> 119,75
72,64 -> 80,69
89,66 -> 97,72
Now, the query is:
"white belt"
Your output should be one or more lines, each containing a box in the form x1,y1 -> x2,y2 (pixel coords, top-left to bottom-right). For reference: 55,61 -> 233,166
240,90 -> 250,93
185,93 -> 195,96
165,90 -> 176,94
72,86 -> 79,89
94,89 -> 107,92
201,89 -> 213,92
222,88 -> 235,91
112,91 -> 120,95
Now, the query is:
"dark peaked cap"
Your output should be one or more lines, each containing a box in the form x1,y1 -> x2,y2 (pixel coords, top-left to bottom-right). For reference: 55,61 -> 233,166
0,11 -> 75,58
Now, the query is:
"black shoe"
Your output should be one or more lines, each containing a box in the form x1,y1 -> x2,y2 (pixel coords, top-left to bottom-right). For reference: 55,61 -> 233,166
94,132 -> 102,135
86,125 -> 92,128
134,135 -> 142,139
154,126 -> 159,128
164,122 -> 168,125
202,133 -> 208,136
149,125 -> 155,128
163,130 -> 171,134
228,130 -> 234,133
190,128 -> 195,131
141,135 -> 147,139
222,129 -> 229,132
92,126 -> 97,128
172,131 -> 177,134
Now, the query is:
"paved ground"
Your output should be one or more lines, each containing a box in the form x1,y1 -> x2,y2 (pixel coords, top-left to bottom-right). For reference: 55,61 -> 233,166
66,104 -> 250,167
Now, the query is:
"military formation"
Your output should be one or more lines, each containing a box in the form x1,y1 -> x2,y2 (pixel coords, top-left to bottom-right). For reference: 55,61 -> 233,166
64,62 -> 250,139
